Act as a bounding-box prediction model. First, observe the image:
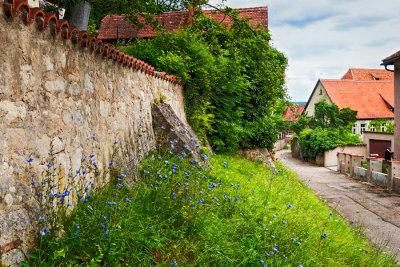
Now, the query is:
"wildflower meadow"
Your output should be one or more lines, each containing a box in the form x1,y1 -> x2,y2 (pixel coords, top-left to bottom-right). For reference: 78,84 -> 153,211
23,137 -> 396,266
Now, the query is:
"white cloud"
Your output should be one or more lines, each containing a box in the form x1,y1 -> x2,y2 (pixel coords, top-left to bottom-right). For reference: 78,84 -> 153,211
208,0 -> 400,101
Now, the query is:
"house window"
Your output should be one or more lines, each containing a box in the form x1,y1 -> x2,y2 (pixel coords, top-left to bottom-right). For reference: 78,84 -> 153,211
360,124 -> 366,134
319,89 -> 323,95
370,124 -> 376,132
352,124 -> 357,134
381,123 -> 386,132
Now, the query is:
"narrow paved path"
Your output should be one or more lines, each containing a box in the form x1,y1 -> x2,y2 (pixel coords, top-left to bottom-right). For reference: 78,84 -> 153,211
277,150 -> 400,263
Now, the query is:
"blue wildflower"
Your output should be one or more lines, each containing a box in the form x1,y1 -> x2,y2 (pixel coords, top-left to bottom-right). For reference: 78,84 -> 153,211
114,141 -> 118,144
126,198 -> 132,203
93,162 -> 97,166
100,224 -> 105,229
74,233 -> 79,236
46,164 -> 52,168
287,204 -> 293,209
105,232 -> 109,236
40,231 -> 45,236
321,233 -> 328,238
76,225 -> 80,229
172,261 -> 178,266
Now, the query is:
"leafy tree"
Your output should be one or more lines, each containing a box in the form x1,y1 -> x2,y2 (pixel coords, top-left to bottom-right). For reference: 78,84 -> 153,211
309,100 -> 357,129
294,100 -> 360,162
292,100 -> 357,134
118,9 -> 288,152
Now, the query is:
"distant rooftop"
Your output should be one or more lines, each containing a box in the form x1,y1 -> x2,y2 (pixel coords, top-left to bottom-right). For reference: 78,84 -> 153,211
341,68 -> 393,81
283,105 -> 305,122
98,7 -> 268,41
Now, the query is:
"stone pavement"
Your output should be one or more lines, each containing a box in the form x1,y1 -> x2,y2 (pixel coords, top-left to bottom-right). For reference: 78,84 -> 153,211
277,150 -> 400,263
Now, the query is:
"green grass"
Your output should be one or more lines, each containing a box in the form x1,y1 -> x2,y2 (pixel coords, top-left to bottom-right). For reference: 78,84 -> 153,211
27,151 -> 396,266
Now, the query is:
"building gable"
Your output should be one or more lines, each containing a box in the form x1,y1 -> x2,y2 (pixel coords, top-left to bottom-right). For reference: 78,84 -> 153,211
303,80 -> 333,117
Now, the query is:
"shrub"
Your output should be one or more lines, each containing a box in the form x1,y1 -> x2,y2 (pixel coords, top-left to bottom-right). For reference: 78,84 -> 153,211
298,127 -> 361,162
118,11 -> 287,152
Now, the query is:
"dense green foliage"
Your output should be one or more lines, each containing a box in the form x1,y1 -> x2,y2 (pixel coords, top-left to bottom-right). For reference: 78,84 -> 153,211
292,100 -> 361,162
46,1 -> 288,152
27,151 -> 395,266
298,127 -> 361,161
118,12 -> 287,152
368,118 -> 395,133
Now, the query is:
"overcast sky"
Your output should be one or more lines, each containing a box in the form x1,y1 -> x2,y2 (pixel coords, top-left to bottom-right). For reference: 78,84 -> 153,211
207,0 -> 400,102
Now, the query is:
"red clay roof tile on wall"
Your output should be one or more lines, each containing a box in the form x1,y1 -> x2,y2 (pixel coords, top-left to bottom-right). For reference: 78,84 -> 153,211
98,7 -> 268,41
321,79 -> 394,119
2,0 -> 180,84
341,68 -> 394,81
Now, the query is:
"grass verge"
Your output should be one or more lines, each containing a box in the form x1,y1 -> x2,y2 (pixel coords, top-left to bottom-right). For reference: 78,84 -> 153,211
26,151 -> 396,266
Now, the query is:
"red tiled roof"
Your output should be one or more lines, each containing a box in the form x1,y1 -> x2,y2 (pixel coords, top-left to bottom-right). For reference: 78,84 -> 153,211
321,80 -> 394,119
283,105 -> 305,122
341,68 -> 393,80
382,50 -> 400,65
98,7 -> 268,41
2,0 -> 180,84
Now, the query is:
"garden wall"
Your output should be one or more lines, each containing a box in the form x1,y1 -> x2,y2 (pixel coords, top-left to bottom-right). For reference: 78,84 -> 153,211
323,144 -> 366,167
0,1 -> 190,265
337,153 -> 400,194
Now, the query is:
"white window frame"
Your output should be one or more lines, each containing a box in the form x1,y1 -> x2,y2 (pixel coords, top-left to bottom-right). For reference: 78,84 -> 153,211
352,124 -> 357,134
360,124 -> 366,134
370,124 -> 376,132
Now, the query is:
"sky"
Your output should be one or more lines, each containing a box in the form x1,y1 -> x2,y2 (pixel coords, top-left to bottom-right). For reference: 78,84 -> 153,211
207,0 -> 400,102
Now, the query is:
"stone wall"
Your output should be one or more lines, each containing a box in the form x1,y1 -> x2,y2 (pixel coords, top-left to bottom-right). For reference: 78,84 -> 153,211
238,148 -> 275,169
0,2 -> 189,265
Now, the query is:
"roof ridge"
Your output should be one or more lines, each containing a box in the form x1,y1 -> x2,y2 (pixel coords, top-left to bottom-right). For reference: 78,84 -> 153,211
321,79 -> 393,83
2,0 -> 180,84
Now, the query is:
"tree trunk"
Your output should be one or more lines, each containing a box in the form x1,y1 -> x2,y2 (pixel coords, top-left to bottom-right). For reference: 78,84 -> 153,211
68,1 -> 91,31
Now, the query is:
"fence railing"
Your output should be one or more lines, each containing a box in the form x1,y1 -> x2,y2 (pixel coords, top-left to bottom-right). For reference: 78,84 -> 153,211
337,152 -> 400,193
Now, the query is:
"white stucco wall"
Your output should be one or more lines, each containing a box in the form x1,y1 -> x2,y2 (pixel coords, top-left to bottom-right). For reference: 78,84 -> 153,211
324,145 -> 367,167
